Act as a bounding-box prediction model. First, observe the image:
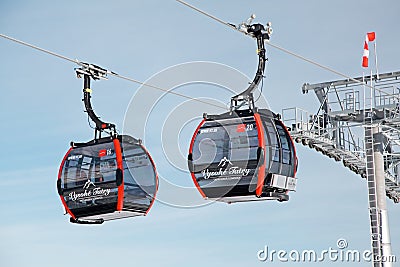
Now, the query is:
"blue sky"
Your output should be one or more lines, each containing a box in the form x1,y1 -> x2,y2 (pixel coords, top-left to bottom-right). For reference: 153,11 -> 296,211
0,1 -> 399,266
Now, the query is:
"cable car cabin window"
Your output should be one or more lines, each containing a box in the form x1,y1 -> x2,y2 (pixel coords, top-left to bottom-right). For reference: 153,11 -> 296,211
262,120 -> 271,171
227,121 -> 258,162
276,124 -> 291,165
261,119 -> 280,174
121,139 -> 157,210
61,144 -> 116,189
99,159 -> 117,183
192,119 -> 259,170
192,124 -> 228,167
263,120 -> 280,160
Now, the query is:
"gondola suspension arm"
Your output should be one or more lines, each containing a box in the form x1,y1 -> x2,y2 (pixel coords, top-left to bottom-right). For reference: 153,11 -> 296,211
230,18 -> 273,111
76,63 -> 116,139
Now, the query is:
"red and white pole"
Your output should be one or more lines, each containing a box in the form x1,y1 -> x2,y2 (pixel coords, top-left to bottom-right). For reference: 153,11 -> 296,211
362,32 -> 376,68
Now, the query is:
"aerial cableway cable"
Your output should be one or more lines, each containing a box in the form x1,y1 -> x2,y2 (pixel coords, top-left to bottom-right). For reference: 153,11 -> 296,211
1,22 -> 393,101
175,0 -> 397,100
0,33 -> 227,111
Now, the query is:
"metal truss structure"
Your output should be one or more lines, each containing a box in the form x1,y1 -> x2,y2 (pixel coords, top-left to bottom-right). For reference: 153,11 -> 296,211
282,71 -> 400,267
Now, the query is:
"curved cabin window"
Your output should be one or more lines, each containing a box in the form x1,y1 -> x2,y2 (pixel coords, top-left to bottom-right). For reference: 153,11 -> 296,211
262,119 -> 280,174
122,139 -> 157,209
192,125 -> 228,168
228,120 -> 258,162
192,118 -> 259,169
264,121 -> 280,162
61,142 -> 118,189
276,124 -> 291,165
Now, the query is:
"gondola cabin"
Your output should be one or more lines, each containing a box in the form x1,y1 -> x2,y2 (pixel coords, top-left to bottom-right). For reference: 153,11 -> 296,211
188,109 -> 297,203
57,64 -> 158,224
58,135 -> 158,224
187,18 -> 298,203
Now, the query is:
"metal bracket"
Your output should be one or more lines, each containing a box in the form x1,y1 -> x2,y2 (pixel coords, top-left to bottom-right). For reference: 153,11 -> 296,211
75,63 -> 117,139
230,15 -> 272,112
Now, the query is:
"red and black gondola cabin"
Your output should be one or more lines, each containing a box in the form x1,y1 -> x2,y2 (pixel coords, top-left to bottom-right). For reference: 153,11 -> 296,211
188,21 -> 298,203
58,135 -> 158,224
188,109 -> 297,203
57,64 -> 158,224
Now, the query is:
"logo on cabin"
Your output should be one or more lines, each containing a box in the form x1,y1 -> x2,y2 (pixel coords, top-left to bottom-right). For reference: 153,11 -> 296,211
68,179 -> 111,202
98,149 -> 114,157
200,128 -> 217,134
68,154 -> 82,161
236,124 -> 246,133
218,157 -> 233,168
236,123 -> 254,132
202,157 -> 251,180
83,179 -> 96,189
